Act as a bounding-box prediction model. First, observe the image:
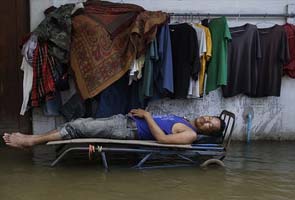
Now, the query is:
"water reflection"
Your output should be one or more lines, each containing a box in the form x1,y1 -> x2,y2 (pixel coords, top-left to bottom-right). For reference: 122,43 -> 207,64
0,142 -> 294,200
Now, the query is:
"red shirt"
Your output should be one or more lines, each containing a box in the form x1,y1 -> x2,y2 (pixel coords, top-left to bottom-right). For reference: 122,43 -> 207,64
283,23 -> 295,78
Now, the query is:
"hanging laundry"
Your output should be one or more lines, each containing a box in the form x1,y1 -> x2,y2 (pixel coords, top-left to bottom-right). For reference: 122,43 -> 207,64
20,21 -> 69,113
59,93 -> 86,121
196,24 -> 212,96
21,34 -> 38,65
94,71 -> 145,118
31,43 -> 57,107
33,4 -> 75,64
187,78 -> 200,98
19,35 -> 38,115
222,24 -> 261,97
95,73 -> 131,118
201,19 -> 209,27
283,23 -> 295,78
169,23 -> 200,98
153,23 -> 174,95
128,55 -> 145,85
192,24 -> 207,58
42,91 -> 62,116
206,17 -> 231,93
19,58 -> 33,115
139,39 -> 159,101
254,25 -> 290,97
188,23 -> 210,98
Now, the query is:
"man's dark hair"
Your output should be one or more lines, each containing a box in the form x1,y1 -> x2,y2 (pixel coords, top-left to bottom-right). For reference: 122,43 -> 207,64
218,117 -> 226,133
211,116 -> 226,137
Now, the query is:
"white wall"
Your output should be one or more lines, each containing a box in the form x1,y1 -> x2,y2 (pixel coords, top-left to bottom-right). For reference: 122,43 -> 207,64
30,0 -> 295,141
30,0 -> 52,30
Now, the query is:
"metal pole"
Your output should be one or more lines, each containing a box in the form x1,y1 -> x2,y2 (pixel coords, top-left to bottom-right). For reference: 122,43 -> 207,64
247,113 -> 252,144
101,152 -> 109,170
50,147 -> 88,167
133,153 -> 153,169
168,13 -> 295,18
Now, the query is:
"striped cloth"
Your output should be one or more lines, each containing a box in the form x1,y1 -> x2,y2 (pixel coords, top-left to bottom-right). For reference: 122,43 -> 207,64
31,42 -> 57,107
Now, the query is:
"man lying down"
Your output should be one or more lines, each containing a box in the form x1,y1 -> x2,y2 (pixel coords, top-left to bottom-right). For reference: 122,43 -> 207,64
3,109 -> 226,149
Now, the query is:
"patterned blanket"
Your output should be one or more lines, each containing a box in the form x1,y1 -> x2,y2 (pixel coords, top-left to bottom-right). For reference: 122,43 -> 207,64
70,4 -> 168,99
84,0 -> 144,38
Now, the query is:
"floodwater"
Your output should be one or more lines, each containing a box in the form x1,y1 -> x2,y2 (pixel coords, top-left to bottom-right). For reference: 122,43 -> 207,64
0,142 -> 295,200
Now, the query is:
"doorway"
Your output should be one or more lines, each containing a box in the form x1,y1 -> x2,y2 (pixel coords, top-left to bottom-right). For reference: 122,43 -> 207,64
0,0 -> 31,136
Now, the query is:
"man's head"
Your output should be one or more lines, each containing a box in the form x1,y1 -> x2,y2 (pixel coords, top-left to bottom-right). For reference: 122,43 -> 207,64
194,116 -> 225,136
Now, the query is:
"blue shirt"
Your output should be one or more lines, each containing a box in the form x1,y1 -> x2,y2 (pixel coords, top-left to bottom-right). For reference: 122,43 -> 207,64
154,23 -> 174,94
132,115 -> 197,140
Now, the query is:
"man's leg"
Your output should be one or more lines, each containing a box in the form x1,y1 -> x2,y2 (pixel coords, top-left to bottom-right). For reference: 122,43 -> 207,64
3,114 -> 136,149
1,117 -> 95,148
2,117 -> 96,148
61,114 -> 136,140
2,129 -> 61,149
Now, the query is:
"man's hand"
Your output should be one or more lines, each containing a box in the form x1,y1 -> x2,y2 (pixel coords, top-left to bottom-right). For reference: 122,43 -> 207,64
129,109 -> 151,118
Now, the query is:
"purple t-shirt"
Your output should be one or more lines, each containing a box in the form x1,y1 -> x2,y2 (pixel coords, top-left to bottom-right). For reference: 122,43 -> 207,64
132,115 -> 197,140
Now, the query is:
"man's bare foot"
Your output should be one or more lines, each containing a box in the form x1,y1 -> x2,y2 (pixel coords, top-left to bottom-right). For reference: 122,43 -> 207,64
2,132 -> 35,149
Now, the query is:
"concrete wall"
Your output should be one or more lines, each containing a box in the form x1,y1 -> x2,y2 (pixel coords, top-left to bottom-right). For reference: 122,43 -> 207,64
30,0 -> 295,141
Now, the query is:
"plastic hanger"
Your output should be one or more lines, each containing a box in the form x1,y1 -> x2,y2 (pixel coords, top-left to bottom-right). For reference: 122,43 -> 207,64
236,13 -> 241,24
192,13 -> 202,24
230,14 -> 247,33
169,15 -> 182,25
198,14 -> 202,24
256,14 -> 276,28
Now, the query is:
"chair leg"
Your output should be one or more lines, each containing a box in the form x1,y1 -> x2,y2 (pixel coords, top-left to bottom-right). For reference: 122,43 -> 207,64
51,147 -> 88,167
133,152 -> 153,169
177,154 -> 196,164
101,151 -> 109,171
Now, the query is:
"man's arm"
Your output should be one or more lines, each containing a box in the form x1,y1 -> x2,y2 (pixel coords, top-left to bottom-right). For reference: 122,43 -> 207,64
157,130 -> 197,144
129,109 -> 197,144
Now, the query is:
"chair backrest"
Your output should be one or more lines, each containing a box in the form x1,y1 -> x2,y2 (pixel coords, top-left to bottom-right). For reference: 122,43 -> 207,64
219,110 -> 236,150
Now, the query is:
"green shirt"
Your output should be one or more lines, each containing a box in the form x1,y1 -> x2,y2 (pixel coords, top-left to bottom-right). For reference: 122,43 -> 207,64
206,17 -> 231,93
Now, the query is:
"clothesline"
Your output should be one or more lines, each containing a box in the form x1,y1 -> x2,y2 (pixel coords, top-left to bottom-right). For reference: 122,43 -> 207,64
168,13 -> 295,18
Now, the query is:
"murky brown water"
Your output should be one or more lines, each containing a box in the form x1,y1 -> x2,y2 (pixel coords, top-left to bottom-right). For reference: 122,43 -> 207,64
0,142 -> 295,200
